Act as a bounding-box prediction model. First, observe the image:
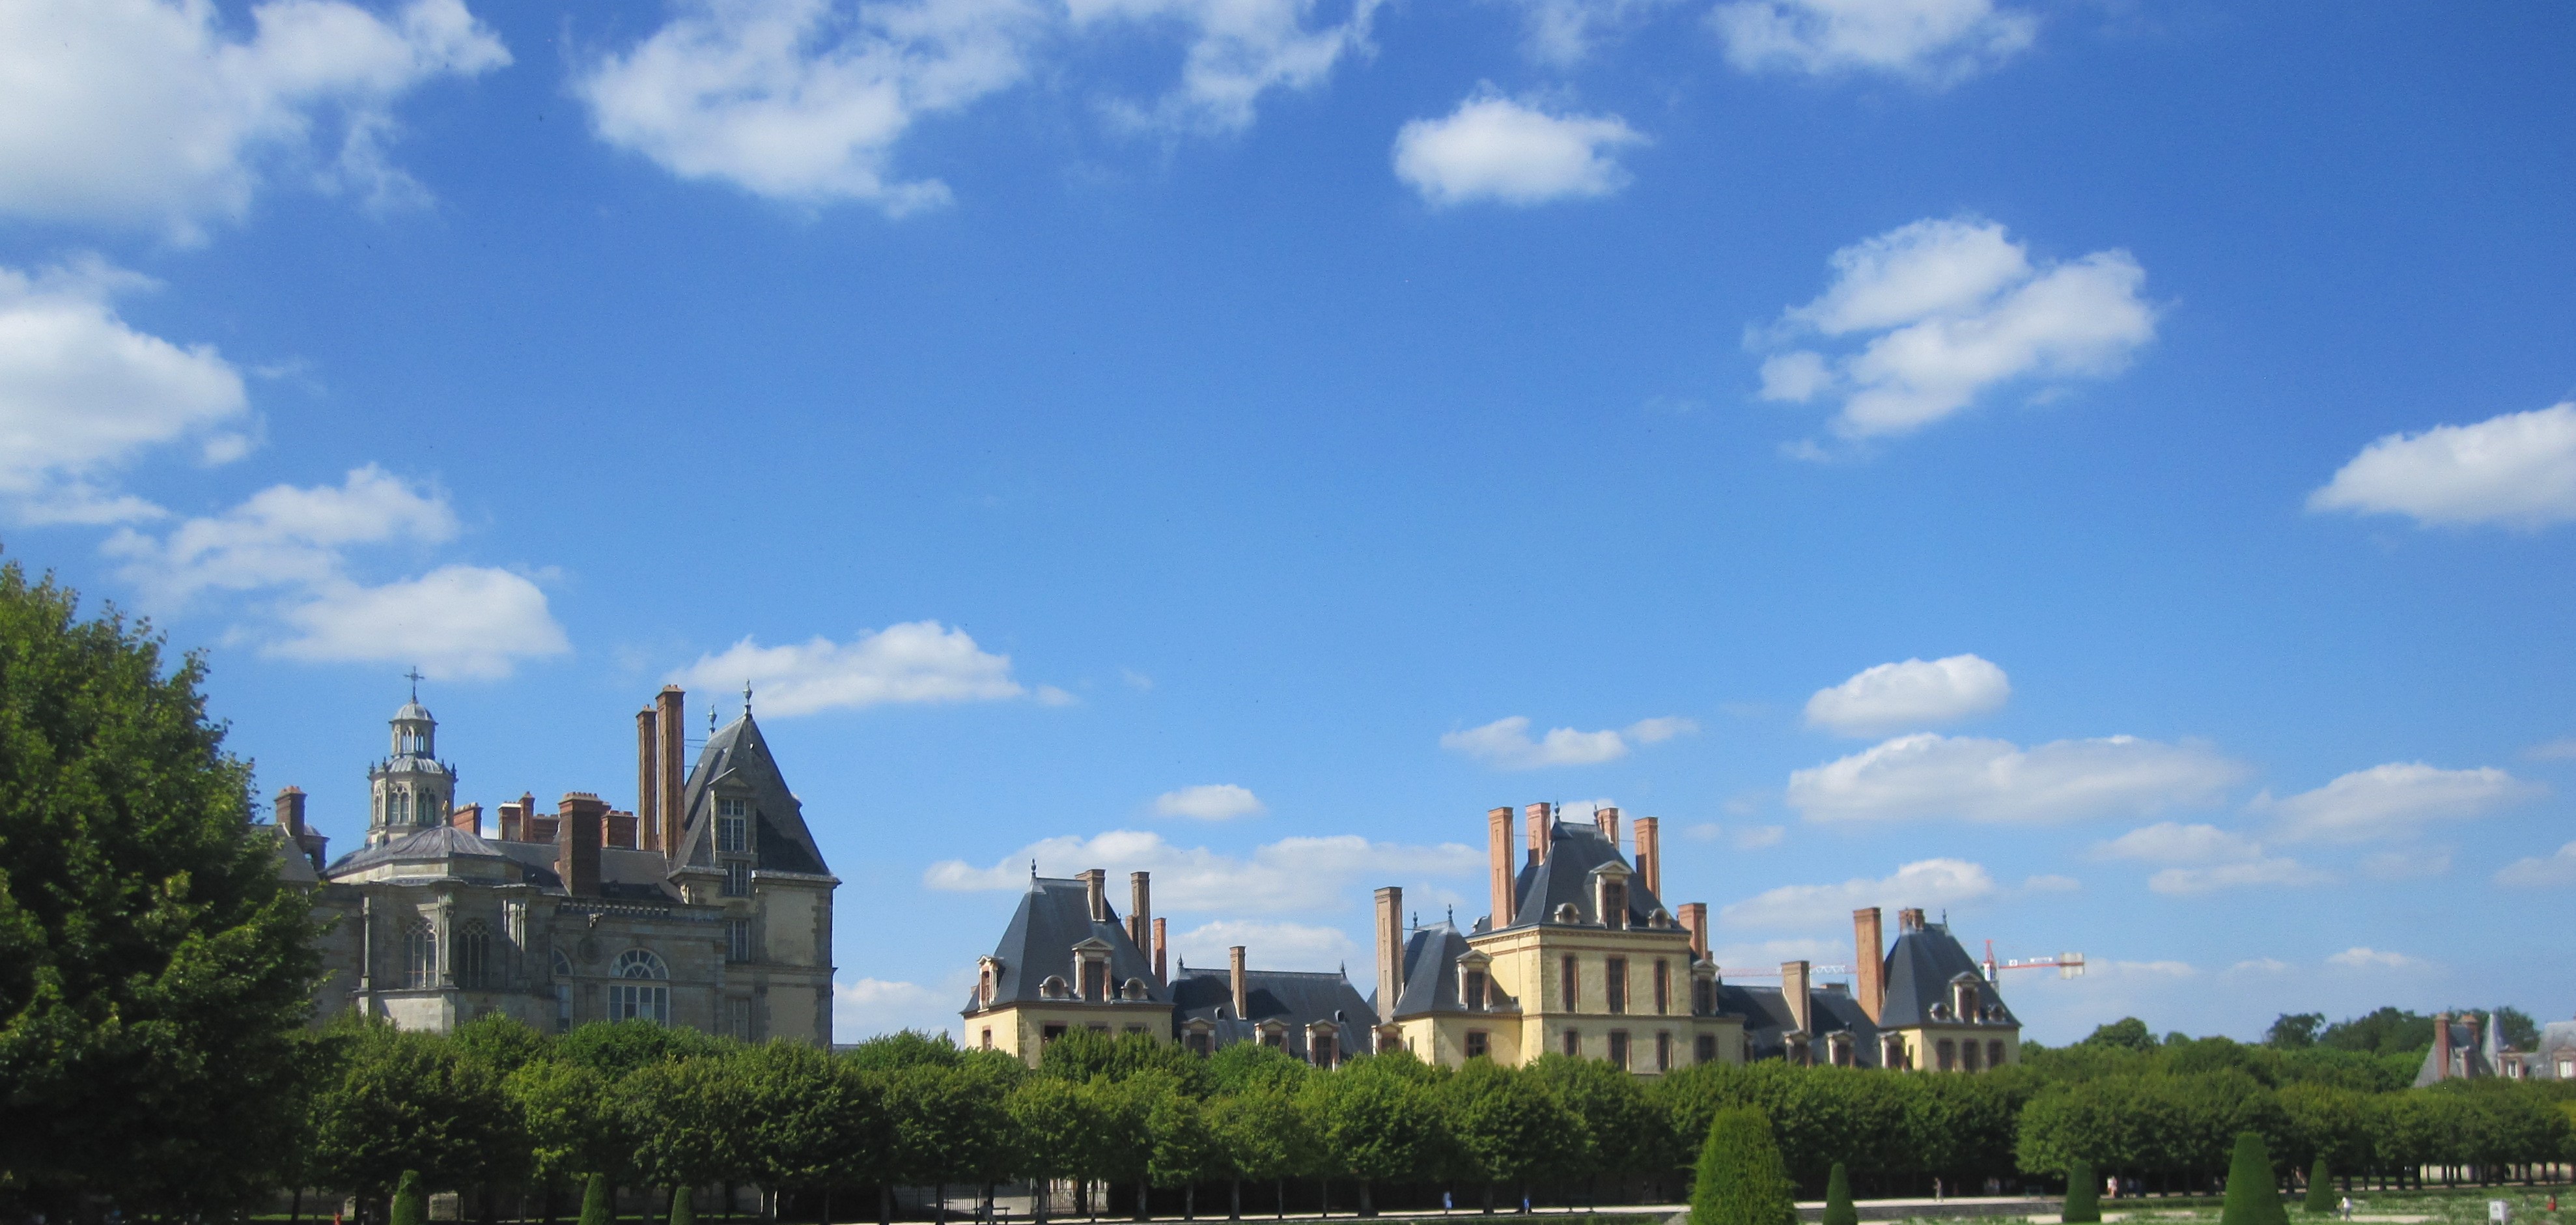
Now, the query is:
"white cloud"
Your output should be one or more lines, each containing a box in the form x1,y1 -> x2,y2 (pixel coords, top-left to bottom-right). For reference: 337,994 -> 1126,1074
0,259 -> 250,523
924,828 -> 1483,913
2308,402 -> 2576,529
1496,0 -> 1673,64
2144,858 -> 2328,896
1720,856 -> 1995,928
268,563 -> 570,681
672,621 -> 1043,716
1711,0 -> 2034,84
2360,849 -> 2450,880
0,0 -> 507,238
1787,733 -> 2243,824
578,0 -> 1043,215
105,464 -> 455,602
2092,820 -> 2326,895
1441,714 -> 1694,770
1733,824 -> 1786,850
2495,840 -> 2576,888
2230,957 -> 2289,974
1072,0 -> 1382,134
1168,919 -> 1357,971
1804,653 -> 2009,735
1757,216 -> 2156,442
1709,936 -> 1846,970
2256,763 -> 2543,844
2326,946 -> 2424,970
834,976 -> 962,1041
1153,783 -> 1265,820
2021,873 -> 2079,892
1393,92 -> 1644,208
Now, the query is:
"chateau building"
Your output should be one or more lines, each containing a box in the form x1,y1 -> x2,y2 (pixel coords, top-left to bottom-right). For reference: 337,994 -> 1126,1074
273,685 -> 837,1045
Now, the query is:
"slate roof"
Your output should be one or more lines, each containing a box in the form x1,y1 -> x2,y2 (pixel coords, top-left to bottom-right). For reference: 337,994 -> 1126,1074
1171,965 -> 1375,1060
1389,922 -> 1520,1017
324,824 -> 516,877
268,825 -> 321,885
1876,920 -> 2017,1028
2416,1015 -> 2506,1086
1728,983 -> 1884,1065
1498,821 -> 1676,932
672,712 -> 832,878
964,876 -> 1168,1011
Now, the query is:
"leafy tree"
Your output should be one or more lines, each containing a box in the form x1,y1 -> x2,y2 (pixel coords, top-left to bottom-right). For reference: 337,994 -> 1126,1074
507,1058 -> 632,1189
311,1018 -> 519,1205
671,1185 -> 697,1225
2062,1159 -> 2099,1224
1209,1084 -> 1319,1220
578,1174 -> 613,1225
2317,1009 -> 2433,1057
1690,1106 -> 1795,1225
2082,1019 -> 2158,1052
1208,1040 -> 1311,1095
1305,1052 -> 1446,1215
888,1055 -> 1020,1220
1442,1060 -> 1578,1211
2304,1157 -> 2332,1213
2266,1016 -> 2325,1051
622,1052 -> 751,1214
0,563 -> 324,1215
391,1171 -> 427,1225
454,1012 -> 554,1075
2219,1132 -> 2286,1225
555,1018 -> 726,1078
843,1028 -> 963,1072
1822,1162 -> 1856,1225
1009,1076 -> 1097,1222
1147,1077 -> 1222,1218
738,1041 -> 864,1211
1528,1053 -> 1668,1187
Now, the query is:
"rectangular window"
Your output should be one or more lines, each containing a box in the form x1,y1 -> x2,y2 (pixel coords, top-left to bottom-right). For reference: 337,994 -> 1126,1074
1653,960 -> 1670,1014
981,1027 -> 994,1050
555,983 -> 572,1034
1311,1034 -> 1337,1067
1656,1032 -> 1673,1071
1561,1030 -> 1580,1058
723,860 -> 750,897
727,997 -> 752,1041
1465,1030 -> 1489,1059
727,918 -> 753,963
1989,1040 -> 2006,1069
1082,960 -> 1108,1002
1601,881 -> 1625,929
1186,1032 -> 1212,1055
1043,1023 -> 1067,1043
1605,957 -> 1628,1015
1963,1040 -> 1983,1073
1696,1034 -> 1717,1064
717,797 -> 748,851
1262,1030 -> 1285,1049
610,983 -> 670,1025
1608,1031 -> 1629,1070
1694,979 -> 1714,1015
1937,1039 -> 1957,1071
1560,956 -> 1579,1011
1464,970 -> 1487,1011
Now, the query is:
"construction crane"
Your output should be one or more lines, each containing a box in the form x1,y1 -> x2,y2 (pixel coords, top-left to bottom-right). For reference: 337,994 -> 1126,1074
1981,939 -> 2084,983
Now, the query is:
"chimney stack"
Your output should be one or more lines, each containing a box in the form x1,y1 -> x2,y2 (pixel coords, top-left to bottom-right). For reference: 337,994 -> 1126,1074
1082,869 -> 1108,925
604,809 -> 637,848
275,786 -> 308,839
1152,917 -> 1168,986
1782,960 -> 1812,1038
1525,802 -> 1551,865
1375,886 -> 1405,1023
1853,907 -> 1886,1022
1898,907 -> 1926,934
637,706 -> 660,852
1680,902 -> 1709,963
1595,805 -> 1620,847
1486,807 -> 1517,928
1229,945 -> 1249,1020
1128,871 -> 1153,949
2432,1012 -> 2454,1082
1633,817 -> 1660,895
451,802 -> 483,837
555,793 -> 606,897
655,687 -> 685,861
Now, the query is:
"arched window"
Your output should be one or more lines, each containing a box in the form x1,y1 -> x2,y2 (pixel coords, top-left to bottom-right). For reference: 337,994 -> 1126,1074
403,922 -> 438,989
457,920 -> 491,988
393,790 -> 411,824
609,950 -> 669,1024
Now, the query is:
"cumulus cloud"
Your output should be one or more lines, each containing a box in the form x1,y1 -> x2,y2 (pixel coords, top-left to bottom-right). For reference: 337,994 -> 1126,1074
1720,856 -> 1995,928
1787,733 -> 2243,824
0,0 -> 507,238
578,0 -> 1044,215
2308,402 -> 2576,529
0,259 -> 251,523
1495,0 -> 1673,64
1073,0 -> 1382,134
1168,919 -> 1357,970
2090,821 -> 2328,895
2325,946 -> 2423,970
1393,92 -> 1645,208
2256,763 -> 2543,844
1804,653 -> 2009,735
1756,216 -> 2156,442
2495,840 -> 2576,888
672,621 -> 1061,716
1711,0 -> 2034,84
105,466 -> 567,681
1153,783 -> 1265,820
1441,714 -> 1696,770
924,828 -> 1483,913
834,976 -> 962,1041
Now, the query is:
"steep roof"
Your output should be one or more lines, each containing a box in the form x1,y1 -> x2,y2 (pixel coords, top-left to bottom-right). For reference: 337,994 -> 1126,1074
1727,983 -> 1885,1065
1171,966 -> 1375,1060
1389,923 -> 1520,1018
1876,921 -> 2017,1028
964,876 -> 1168,1011
672,712 -> 832,878
1496,821 -> 1675,932
2415,1016 -> 2501,1086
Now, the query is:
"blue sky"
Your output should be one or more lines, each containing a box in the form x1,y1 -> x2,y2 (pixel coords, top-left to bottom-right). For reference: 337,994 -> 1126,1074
5,0 -> 2574,1045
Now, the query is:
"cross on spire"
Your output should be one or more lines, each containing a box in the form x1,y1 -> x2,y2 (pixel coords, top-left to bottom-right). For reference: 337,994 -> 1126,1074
404,667 -> 424,701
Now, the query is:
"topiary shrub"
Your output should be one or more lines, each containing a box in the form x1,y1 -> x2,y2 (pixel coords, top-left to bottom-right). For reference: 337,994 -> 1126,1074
1824,1162 -> 1858,1225
2304,1159 -> 2334,1215
1691,1106 -> 1798,1225
670,1185 -> 697,1225
2062,1160 -> 2100,1224
579,1174 -> 613,1225
391,1172 -> 427,1225
2219,1132 -> 2287,1225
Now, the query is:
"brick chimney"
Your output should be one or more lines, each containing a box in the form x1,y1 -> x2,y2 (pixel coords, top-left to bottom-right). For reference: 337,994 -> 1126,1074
605,809 -> 637,849
496,800 -> 521,842
1152,917 -> 1168,986
520,791 -> 555,843
1082,869 -> 1108,925
636,705 -> 660,852
1782,960 -> 1812,1037
2432,1012 -> 2454,1082
1633,817 -> 1660,895
450,802 -> 483,837
654,686 -> 685,860
1229,945 -> 1249,1020
555,793 -> 606,897
1128,871 -> 1152,950
1897,907 -> 1926,934
1486,806 -> 1516,928
1375,886 -> 1404,1024
1680,902 -> 1709,963
1525,802 -> 1551,866
275,785 -> 308,839
1595,804 -> 1620,848
1853,907 -> 1886,1023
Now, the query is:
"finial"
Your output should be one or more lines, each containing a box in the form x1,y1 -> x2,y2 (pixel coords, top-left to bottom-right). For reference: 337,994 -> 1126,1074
1447,903 -> 1455,927
744,679 -> 753,716
404,666 -> 424,701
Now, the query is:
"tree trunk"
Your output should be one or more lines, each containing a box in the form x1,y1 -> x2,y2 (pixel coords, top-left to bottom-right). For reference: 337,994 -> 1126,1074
1358,1183 -> 1373,1219
1276,1179 -> 1285,1221
881,1185 -> 895,1225
1136,1180 -> 1151,1222
1483,1184 -> 1494,1215
938,1183 -> 949,1225
1229,1179 -> 1241,1222
1186,1185 -> 1196,1222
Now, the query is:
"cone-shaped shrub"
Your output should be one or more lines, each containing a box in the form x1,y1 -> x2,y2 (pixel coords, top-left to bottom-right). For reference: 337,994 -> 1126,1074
671,1186 -> 697,1225
391,1172 -> 427,1225
1691,1106 -> 1798,1225
2219,1133 -> 2287,1225
1824,1162 -> 1858,1225
579,1174 -> 614,1225
2304,1159 -> 2334,1215
2063,1161 -> 2100,1224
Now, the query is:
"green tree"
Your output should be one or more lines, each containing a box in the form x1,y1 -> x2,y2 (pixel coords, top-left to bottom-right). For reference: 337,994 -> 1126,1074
2219,1131 -> 2286,1225
740,1041 -> 866,1215
554,1017 -> 726,1077
843,1028 -> 964,1072
1441,1060 -> 1577,1212
311,1018 -> 518,1207
2082,1019 -> 2159,1052
1822,1162 -> 1856,1225
2317,1009 -> 2432,1057
1148,1077 -> 1222,1218
2303,1157 -> 2332,1213
621,1052 -> 751,1217
2062,1160 -> 2099,1224
1009,1076 -> 1097,1222
1690,1106 -> 1795,1225
454,1012 -> 554,1075
0,563 -> 324,1215
1305,1052 -> 1446,1216
1208,1041 -> 1311,1096
578,1174 -> 613,1225
507,1058 -> 632,1191
1528,1053 -> 1668,1189
2265,1016 -> 2326,1051
391,1171 -> 427,1225
1209,1084 -> 1319,1221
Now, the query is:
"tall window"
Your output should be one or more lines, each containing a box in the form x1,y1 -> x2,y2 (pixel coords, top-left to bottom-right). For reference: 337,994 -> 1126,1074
1608,1030 -> 1630,1070
1604,957 -> 1628,1015
1311,1033 -> 1337,1067
717,797 -> 749,852
1988,1040 -> 2006,1070
1936,1039 -> 1957,1072
1464,970 -> 1487,1011
723,860 -> 751,897
393,790 -> 411,824
403,922 -> 437,989
1465,1031 -> 1489,1059
1560,956 -> 1579,1010
552,950 -> 574,1034
610,950 -> 670,1024
1186,1032 -> 1212,1055
1962,1040 -> 1983,1072
1696,1034 -> 1717,1065
1600,880 -> 1626,929
727,919 -> 753,963
1693,978 -> 1714,1015
1652,960 -> 1670,1014
728,997 -> 753,1041
1561,1030 -> 1580,1058
1656,1032 -> 1673,1072
456,920 -> 490,988
1081,959 -> 1108,1002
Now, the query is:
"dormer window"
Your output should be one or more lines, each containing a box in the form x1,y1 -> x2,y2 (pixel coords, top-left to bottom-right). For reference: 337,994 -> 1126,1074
1121,977 -> 1150,1001
717,797 -> 749,852
1599,879 -> 1627,929
1951,976 -> 1981,1022
1554,903 -> 1581,924
1464,970 -> 1487,1011
1040,976 -> 1070,1000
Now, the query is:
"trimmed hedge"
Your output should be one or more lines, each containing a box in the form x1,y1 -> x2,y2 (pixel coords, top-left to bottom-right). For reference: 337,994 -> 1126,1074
2063,1159 -> 2099,1224
390,1172 -> 425,1225
2305,1159 -> 2334,1214
2220,1132 -> 2287,1225
1823,1162 -> 1857,1225
579,1174 -> 613,1225
1692,1107 -> 1797,1225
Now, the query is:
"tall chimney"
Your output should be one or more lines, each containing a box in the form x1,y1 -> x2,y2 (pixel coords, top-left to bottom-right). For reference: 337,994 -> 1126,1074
274,786 -> 307,839
1680,902 -> 1709,963
555,793 -> 605,897
1898,907 -> 1926,934
1633,817 -> 1660,895
1595,805 -> 1620,847
1375,886 -> 1405,1023
1782,960 -> 1812,1037
1853,907 -> 1886,1022
1153,917 -> 1168,986
1082,869 -> 1108,924
1487,807 -> 1517,928
655,687 -> 685,859
2431,1013 -> 2454,1082
1525,802 -> 1551,865
636,706 -> 660,852
451,802 -> 483,837
1229,945 -> 1249,1020
1129,871 -> 1153,948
